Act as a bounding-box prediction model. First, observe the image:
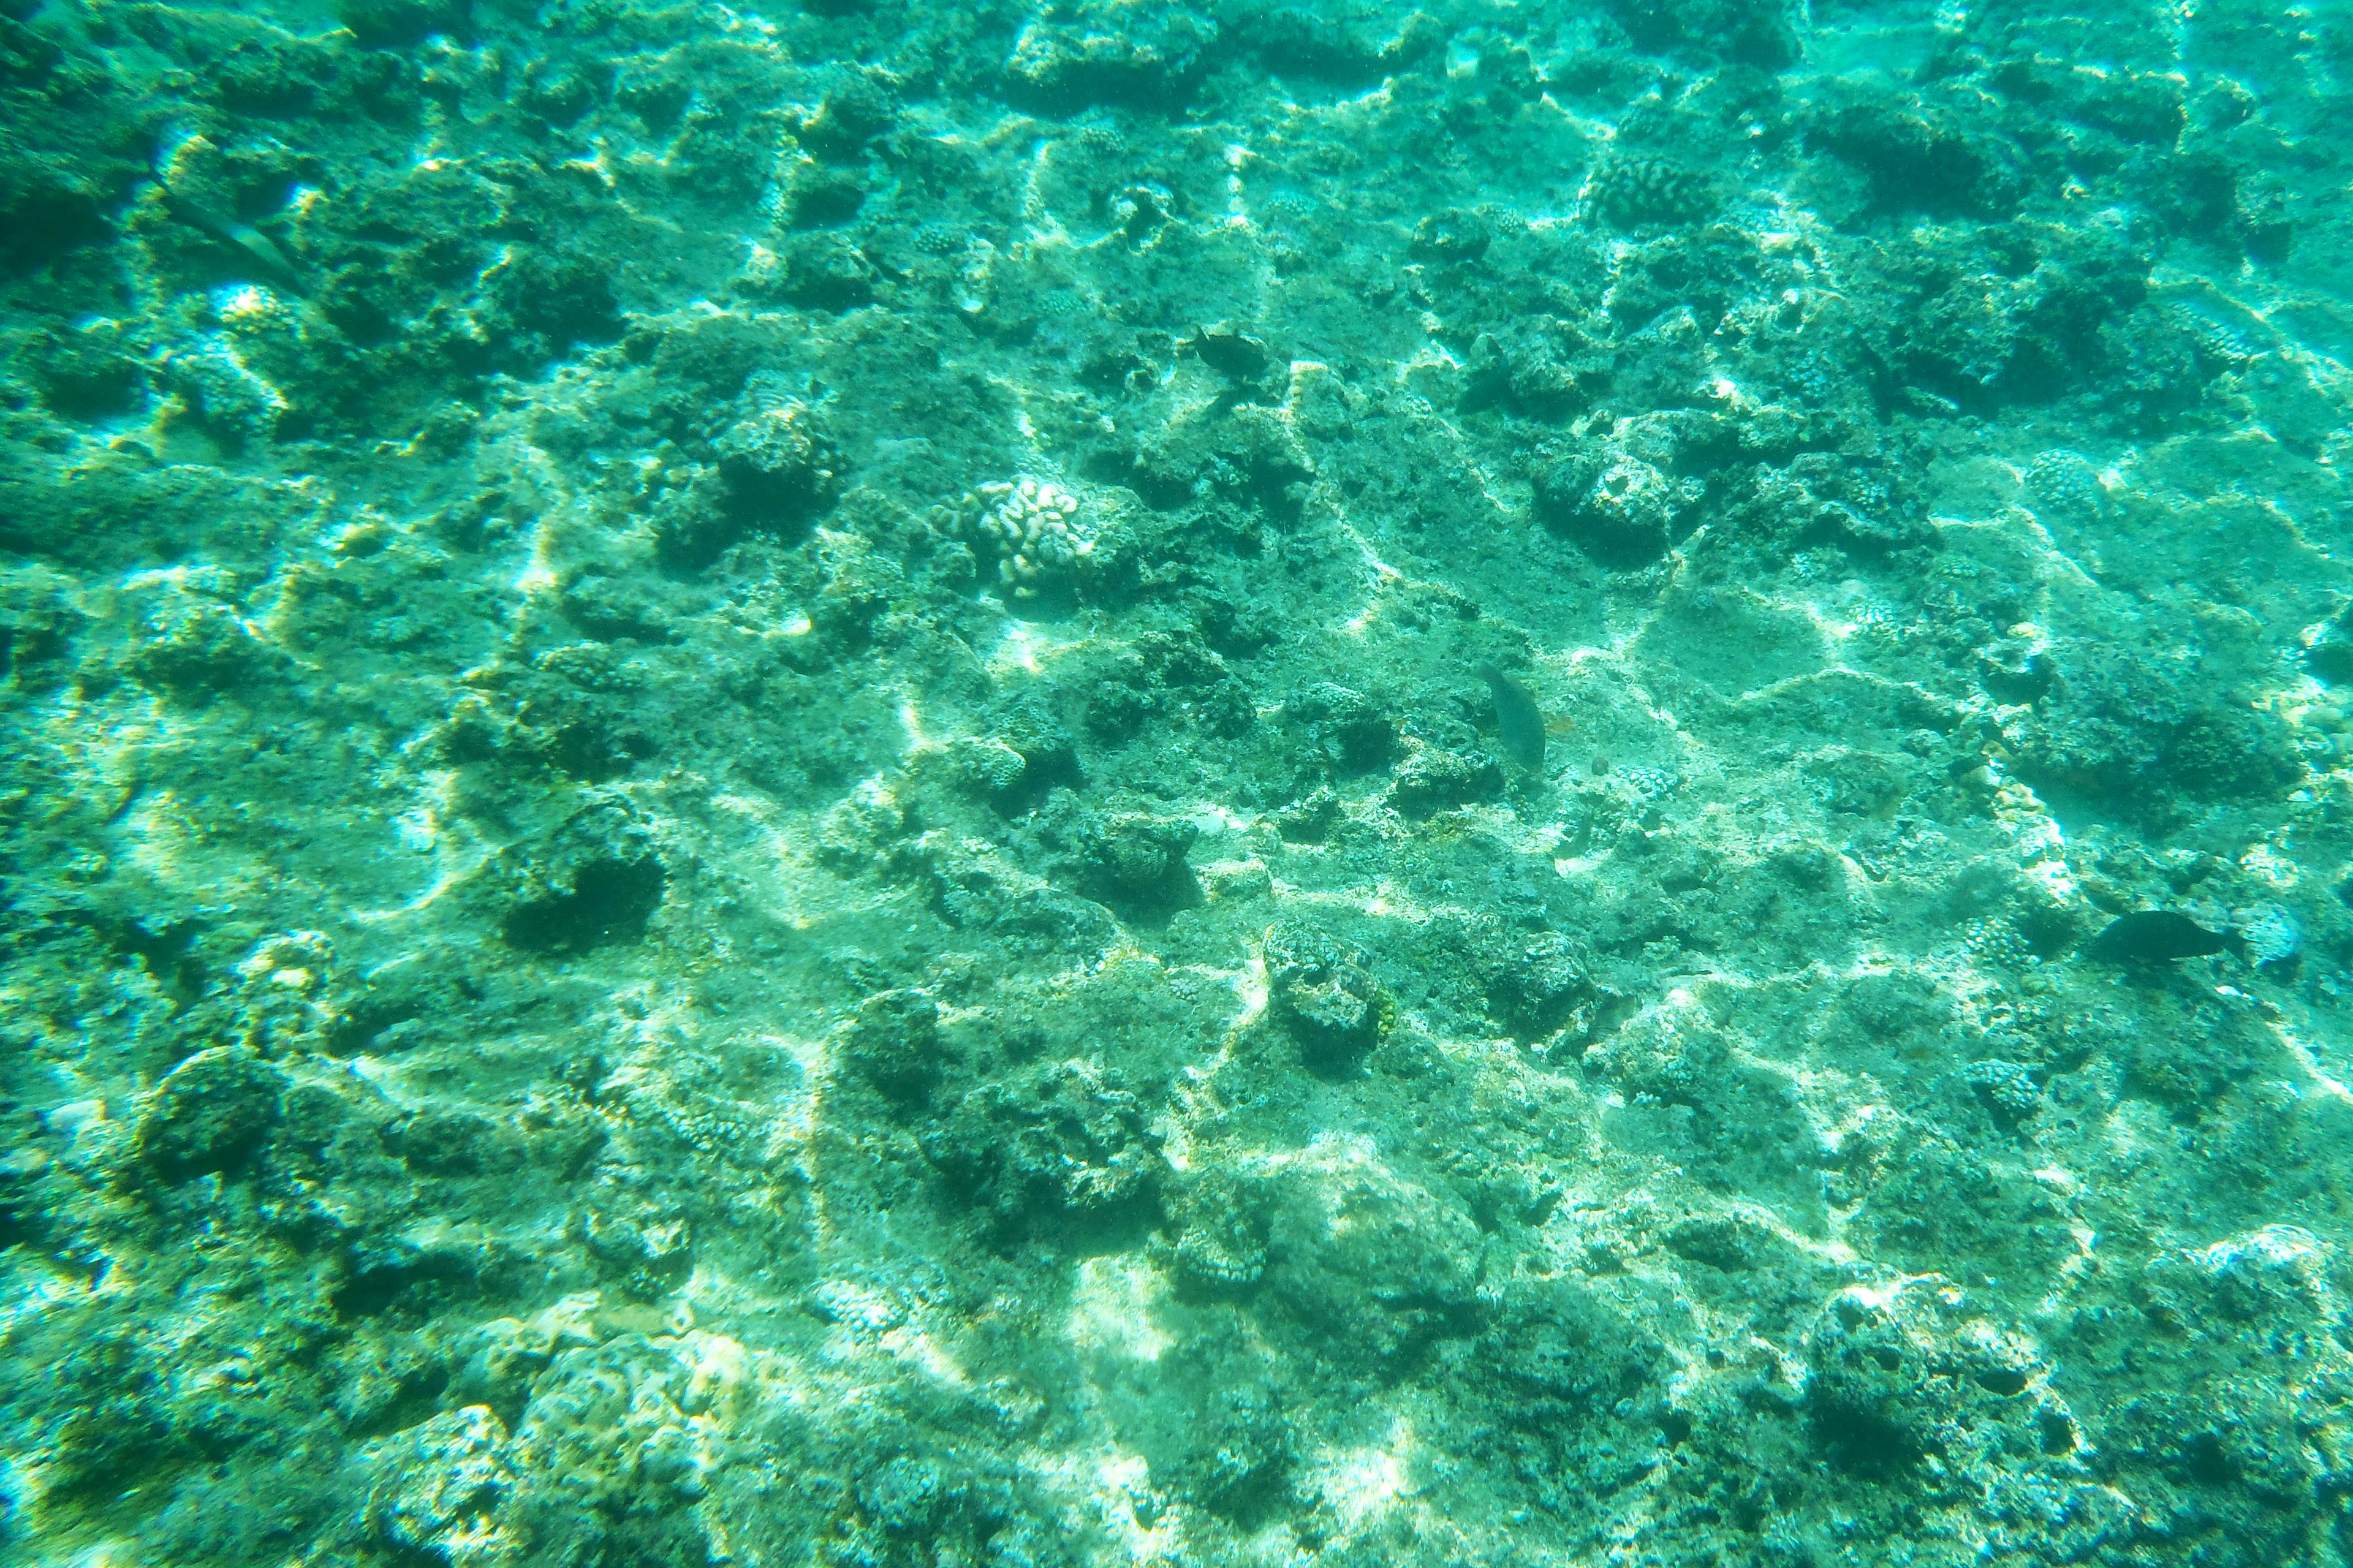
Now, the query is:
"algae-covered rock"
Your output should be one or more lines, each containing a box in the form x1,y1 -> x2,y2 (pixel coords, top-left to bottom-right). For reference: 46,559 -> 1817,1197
365,1405 -> 513,1561
1262,1155 -> 1487,1367
337,0 -> 469,47
122,593 -> 281,702
654,387 -> 845,564
1078,809 -> 1199,905
1389,742 -> 1505,815
1803,1282 -> 2056,1477
1460,315 -> 1609,420
487,804 -> 667,955
137,1049 -> 287,1180
1178,1381 -> 1297,1522
836,988 -> 945,1106
11,0 -> 2353,1563
919,1059 -> 1164,1241
1004,1 -> 1219,110
1534,447 -> 1683,565
1285,681 -> 1396,771
714,396 -> 844,522
498,853 -> 665,953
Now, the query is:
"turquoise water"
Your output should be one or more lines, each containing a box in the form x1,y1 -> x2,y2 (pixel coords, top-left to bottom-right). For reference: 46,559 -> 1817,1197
5,1 -> 2353,1563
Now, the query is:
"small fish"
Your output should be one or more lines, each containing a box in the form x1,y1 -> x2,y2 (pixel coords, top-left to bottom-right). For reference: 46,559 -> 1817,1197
151,142 -> 308,296
1189,320 -> 1270,381
163,189 -> 309,296
1479,664 -> 1546,775
2087,911 -> 2239,963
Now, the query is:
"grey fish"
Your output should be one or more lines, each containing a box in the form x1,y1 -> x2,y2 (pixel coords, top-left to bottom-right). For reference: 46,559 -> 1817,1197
151,148 -> 308,296
164,191 -> 308,296
1479,665 -> 1545,775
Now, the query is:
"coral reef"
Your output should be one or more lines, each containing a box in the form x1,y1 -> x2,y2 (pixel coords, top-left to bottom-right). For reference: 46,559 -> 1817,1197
4,0 -> 2353,1564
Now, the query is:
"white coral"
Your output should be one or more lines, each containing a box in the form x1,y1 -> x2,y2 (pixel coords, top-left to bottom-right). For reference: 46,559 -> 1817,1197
2237,904 -> 2303,967
958,475 -> 1094,597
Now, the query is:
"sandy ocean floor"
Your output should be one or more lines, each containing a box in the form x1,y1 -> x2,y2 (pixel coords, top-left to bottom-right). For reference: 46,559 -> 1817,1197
6,0 -> 2353,1563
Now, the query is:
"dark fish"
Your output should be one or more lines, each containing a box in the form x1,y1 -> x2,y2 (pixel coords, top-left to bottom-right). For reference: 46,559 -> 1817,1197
2088,911 -> 2238,963
1190,321 -> 1270,381
1479,665 -> 1546,775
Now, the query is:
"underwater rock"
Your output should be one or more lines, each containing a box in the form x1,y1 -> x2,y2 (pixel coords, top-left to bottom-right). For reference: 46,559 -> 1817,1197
1802,1282 -> 2056,1480
1476,1277 -> 1667,1412
122,594 -> 279,700
1534,447 -> 1684,565
137,1050 -> 287,1180
1477,930 -> 1597,1042
498,854 -> 665,953
1272,785 -> 1339,844
1078,810 -> 1199,905
10,0 -> 2353,1562
1390,743 -> 1506,814
2307,603 -> 2353,685
1178,1382 -> 1297,1521
933,735 -> 1030,800
1262,920 -> 1388,1071
836,989 -> 945,1106
1286,681 -> 1396,771
919,1059 -> 1162,1241
900,831 -> 1118,958
364,1405 -> 512,1560
338,0 -> 470,47
1408,206 -> 1495,264
1460,315 -> 1608,420
1262,1157 -> 1487,1364
714,393 -> 844,526
26,321 -> 148,420
1004,2 -> 1218,110
797,71 -> 898,161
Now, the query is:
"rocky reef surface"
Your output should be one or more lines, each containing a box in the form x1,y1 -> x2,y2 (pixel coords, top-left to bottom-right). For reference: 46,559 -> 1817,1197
6,0 -> 2353,1564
